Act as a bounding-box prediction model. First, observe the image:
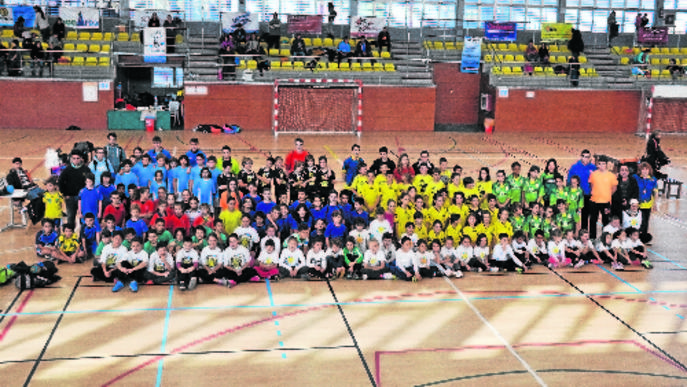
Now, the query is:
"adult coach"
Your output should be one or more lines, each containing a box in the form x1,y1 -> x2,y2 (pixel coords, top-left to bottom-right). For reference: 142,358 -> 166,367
588,156 -> 617,239
59,150 -> 88,226
285,138 -> 309,173
567,149 -> 596,235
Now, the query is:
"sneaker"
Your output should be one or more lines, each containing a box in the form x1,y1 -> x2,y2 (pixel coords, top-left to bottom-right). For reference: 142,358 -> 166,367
515,267 -> 523,274
188,277 -> 198,290
179,284 -> 187,291
353,274 -> 361,280
641,259 -> 654,269
218,278 -> 228,287
300,273 -> 309,280
129,280 -> 138,292
490,267 -> 499,272
574,260 -> 585,269
346,273 -> 353,280
454,270 -> 463,278
616,262 -> 625,271
477,267 -> 483,273
270,275 -> 280,282
249,276 -> 261,282
382,272 -> 393,280
112,281 -> 124,292
228,280 -> 237,288
411,276 -> 418,283
146,280 -> 154,285
362,274 -> 368,280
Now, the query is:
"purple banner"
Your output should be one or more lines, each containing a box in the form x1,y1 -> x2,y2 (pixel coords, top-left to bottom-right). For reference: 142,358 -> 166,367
287,15 -> 322,34
484,22 -> 517,41
637,27 -> 669,45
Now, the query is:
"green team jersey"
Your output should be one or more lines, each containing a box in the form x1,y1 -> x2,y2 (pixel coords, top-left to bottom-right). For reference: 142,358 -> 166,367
157,230 -> 173,244
192,236 -> 208,251
522,178 -> 544,205
492,181 -> 510,205
541,219 -> 555,239
144,241 -> 158,255
549,187 -> 570,207
555,211 -> 579,233
540,172 -> 558,199
567,187 -> 584,212
509,214 -> 526,234
95,241 -> 106,257
524,215 -> 544,237
506,175 -> 525,204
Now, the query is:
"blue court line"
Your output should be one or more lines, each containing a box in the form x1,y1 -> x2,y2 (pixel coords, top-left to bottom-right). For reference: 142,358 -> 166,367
648,249 -> 686,269
155,285 -> 174,387
265,279 -> 286,359
596,265 -> 643,293
3,289 -> 687,319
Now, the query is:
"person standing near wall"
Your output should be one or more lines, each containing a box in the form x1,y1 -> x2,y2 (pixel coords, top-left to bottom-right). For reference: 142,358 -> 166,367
59,151 -> 88,227
587,156 -> 617,240
568,149 -> 596,237
607,10 -> 618,48
267,12 -> 281,51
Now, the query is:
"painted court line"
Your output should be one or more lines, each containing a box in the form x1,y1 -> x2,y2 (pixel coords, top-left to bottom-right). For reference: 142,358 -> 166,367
155,285 -> 174,387
0,290 -> 33,342
648,250 -> 686,270
441,277 -> 547,387
265,279 -> 286,359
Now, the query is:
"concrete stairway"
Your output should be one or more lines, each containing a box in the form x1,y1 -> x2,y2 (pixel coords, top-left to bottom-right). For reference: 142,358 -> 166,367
585,45 -> 634,86
391,40 -> 434,86
180,30 -> 222,82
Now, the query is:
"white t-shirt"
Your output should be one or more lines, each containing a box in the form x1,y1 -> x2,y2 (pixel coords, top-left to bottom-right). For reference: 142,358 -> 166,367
99,244 -> 129,268
381,244 -> 396,263
280,247 -> 305,269
416,251 -> 433,268
440,246 -> 457,261
176,248 -> 199,266
548,240 -> 565,258
563,238 -> 582,250
527,239 -> 547,255
257,249 -> 280,265
234,226 -> 260,250
473,246 -> 490,261
124,249 -> 149,266
363,249 -> 386,268
260,236 -> 281,255
368,219 -> 392,242
306,249 -> 328,269
596,241 -> 611,253
224,245 -> 251,270
627,238 -> 643,249
603,224 -> 620,235
454,245 -> 473,263
511,240 -> 527,253
492,244 -> 514,261
579,239 -> 595,252
395,249 -> 418,271
200,246 -> 224,268
623,211 -> 642,230
148,251 -> 174,273
349,229 -> 370,252
611,239 -> 626,252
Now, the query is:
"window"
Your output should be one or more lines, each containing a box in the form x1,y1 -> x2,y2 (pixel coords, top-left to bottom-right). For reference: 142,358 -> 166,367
664,0 -> 687,33
565,0 -> 655,33
357,0 -> 455,29
463,0 -> 555,30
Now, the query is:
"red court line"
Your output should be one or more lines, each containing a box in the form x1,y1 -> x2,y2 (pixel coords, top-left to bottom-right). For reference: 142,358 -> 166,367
374,339 -> 685,386
0,290 -> 34,342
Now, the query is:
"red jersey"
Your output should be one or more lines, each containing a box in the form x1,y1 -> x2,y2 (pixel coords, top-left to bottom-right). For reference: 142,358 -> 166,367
103,204 -> 126,227
168,214 -> 191,235
284,150 -> 309,173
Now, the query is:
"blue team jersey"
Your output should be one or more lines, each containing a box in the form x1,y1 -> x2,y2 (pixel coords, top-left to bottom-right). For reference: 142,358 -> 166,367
125,218 -> 149,237
115,172 -> 139,194
98,184 -> 116,207
133,164 -> 156,187
256,201 -> 277,215
310,207 -> 327,221
324,223 -> 347,239
194,178 -> 216,206
186,150 -> 206,167
150,180 -> 166,200
342,157 -> 363,186
79,187 -> 102,218
80,223 -> 101,254
35,230 -> 58,246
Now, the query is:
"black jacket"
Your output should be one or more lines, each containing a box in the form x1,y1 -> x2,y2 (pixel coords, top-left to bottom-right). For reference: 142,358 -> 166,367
58,165 -> 87,197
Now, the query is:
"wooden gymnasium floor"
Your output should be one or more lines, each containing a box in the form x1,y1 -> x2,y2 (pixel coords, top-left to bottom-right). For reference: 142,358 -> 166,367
0,129 -> 686,387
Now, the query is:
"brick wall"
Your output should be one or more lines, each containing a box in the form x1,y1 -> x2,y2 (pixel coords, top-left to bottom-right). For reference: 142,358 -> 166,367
433,63 -> 481,128
652,99 -> 687,133
0,80 -> 113,130
494,89 -> 641,133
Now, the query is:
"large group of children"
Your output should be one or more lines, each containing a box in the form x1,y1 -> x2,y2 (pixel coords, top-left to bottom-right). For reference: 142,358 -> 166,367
31,134 -> 657,293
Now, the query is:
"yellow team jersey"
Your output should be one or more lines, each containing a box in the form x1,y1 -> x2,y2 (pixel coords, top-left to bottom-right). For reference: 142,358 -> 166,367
427,229 -> 446,244
476,223 -> 495,245
219,210 -> 242,235
487,206 -> 499,222
43,191 -> 64,220
395,206 -> 414,236
373,174 -> 388,189
425,206 -> 448,230
460,187 -> 481,201
412,174 -> 433,198
350,174 -> 367,193
58,234 -> 80,254
415,223 -> 428,241
394,182 -> 411,197
493,219 -> 513,239
358,182 -> 380,212
446,223 -> 462,243
424,180 -> 445,205
447,183 -> 463,201
448,204 -> 470,227
462,226 -> 478,244
476,180 -> 493,196
378,184 -> 398,210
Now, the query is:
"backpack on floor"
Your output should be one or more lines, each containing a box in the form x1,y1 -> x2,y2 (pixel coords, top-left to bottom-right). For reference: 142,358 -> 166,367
0,265 -> 15,285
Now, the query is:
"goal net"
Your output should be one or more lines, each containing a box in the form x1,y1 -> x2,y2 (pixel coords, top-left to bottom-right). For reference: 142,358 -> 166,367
273,79 -> 362,135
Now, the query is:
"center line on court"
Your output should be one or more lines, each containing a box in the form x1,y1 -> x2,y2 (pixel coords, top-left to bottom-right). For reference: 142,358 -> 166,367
442,277 -> 547,386
265,279 -> 286,359
155,285 -> 174,387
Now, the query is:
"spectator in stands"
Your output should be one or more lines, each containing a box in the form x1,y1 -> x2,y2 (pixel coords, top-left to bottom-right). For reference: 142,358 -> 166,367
267,12 -> 282,50
233,24 -> 247,45
291,34 -> 307,57
634,14 -> 643,32
633,48 -> 650,77
377,26 -> 391,55
163,14 -> 176,54
52,17 -> 66,42
568,55 -> 580,87
607,10 -> 618,47
337,37 -> 353,66
355,36 -> 373,63
219,34 -> 236,78
7,39 -> 22,77
641,13 -> 649,28
246,33 -> 261,54
568,29 -> 584,57
34,6 -> 50,42
538,43 -> 550,65
667,58 -> 684,81
48,33 -> 63,63
525,41 -> 538,62
13,16 -> 25,39
29,35 -> 44,77
148,12 -> 161,28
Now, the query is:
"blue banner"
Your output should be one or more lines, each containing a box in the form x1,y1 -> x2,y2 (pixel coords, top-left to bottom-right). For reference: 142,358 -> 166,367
484,22 -> 517,41
13,6 -> 36,29
461,38 -> 481,74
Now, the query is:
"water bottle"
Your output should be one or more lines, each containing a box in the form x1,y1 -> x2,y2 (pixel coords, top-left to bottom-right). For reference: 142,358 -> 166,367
116,82 -> 122,99
154,96 -> 158,109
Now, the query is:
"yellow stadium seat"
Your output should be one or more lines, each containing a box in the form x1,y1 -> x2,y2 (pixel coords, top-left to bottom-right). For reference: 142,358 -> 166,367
56,57 -> 71,66
660,47 -> 670,54
100,44 -> 110,53
515,55 -> 525,62
670,47 -> 680,54
433,41 -> 444,50
104,32 -> 114,41
362,62 -> 372,71
650,58 -> 660,65
72,56 -> 85,66
85,57 -> 97,66
78,32 -> 90,40
175,34 -> 183,45
98,57 -> 110,66
66,31 -> 78,40
351,62 -> 361,71
271,61 -> 281,70
534,66 -> 544,75
334,38 -> 342,47
317,62 -> 326,70
64,43 -> 75,51
281,61 -> 292,70
384,63 -> 395,71
579,56 -> 587,63
512,66 -> 523,75
339,62 -> 350,71
131,33 -> 140,42
502,66 -> 512,75
620,57 -> 630,65
373,62 -> 383,71
91,32 -> 103,41
681,48 -> 687,54
661,58 -> 670,65
650,47 -> 659,54
76,44 -> 88,52
650,69 -> 660,78
381,51 -> 391,59
660,69 -> 671,78
2,29 -> 13,37
89,44 -> 100,53
247,60 -> 257,69
445,42 -> 456,50
238,60 -> 246,69
372,51 -> 380,57
484,54 -> 492,63
504,54 -> 514,62
497,43 -> 507,51
549,45 -> 559,52
495,54 -> 504,62
328,62 -> 339,71
269,49 -> 279,56
302,38 -> 311,46
507,43 -> 518,51
41,42 -> 48,50
491,66 -> 502,75
279,49 -> 290,57
323,38 -> 333,47
579,68 -> 588,76
117,32 -> 129,41
518,44 -> 527,52
293,61 -> 304,70
313,38 -> 322,46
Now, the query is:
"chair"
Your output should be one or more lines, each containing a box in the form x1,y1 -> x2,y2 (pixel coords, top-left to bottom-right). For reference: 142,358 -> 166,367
100,45 -> 110,53
373,62 -> 383,71
104,32 -> 114,41
78,32 -> 91,40
271,61 -> 281,70
650,69 -> 660,78
512,66 -> 523,75
334,38 -> 342,47
279,49 -> 290,57
313,38 -> 322,46
372,51 -> 380,57
328,62 -> 339,71
269,49 -> 279,56
351,62 -> 361,71
56,57 -> 71,66
247,60 -> 257,69
64,43 -> 76,51
650,47 -> 660,54
670,47 -> 680,54
323,38 -> 333,47
89,44 -> 100,53
508,43 -> 518,52
384,63 -> 395,72
381,51 -> 391,59
85,57 -> 97,66
238,60 -> 246,69
1,29 -> 13,37
492,66 -> 502,74
302,38 -> 311,46
660,58 -> 670,65
534,66 -> 544,76
503,67 -> 514,75
497,43 -> 507,51
515,55 -> 525,62
281,61 -> 292,70
98,57 -> 110,66
660,69 -> 671,79
66,31 -> 78,41
504,54 -> 514,63
445,42 -> 456,50
681,48 -> 687,55
117,32 -> 129,41
433,41 -> 444,50
650,58 -> 660,65
293,61 -> 304,70
495,54 -> 504,62
130,33 -> 140,42
484,54 -> 493,63
362,62 -> 372,71
579,56 -> 587,63
91,32 -> 103,41
317,62 -> 327,71
579,68 -> 587,77
549,45 -> 559,52
660,47 -> 670,54
175,34 -> 184,45
76,44 -> 88,53
72,56 -> 85,66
